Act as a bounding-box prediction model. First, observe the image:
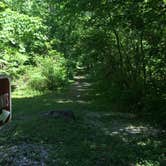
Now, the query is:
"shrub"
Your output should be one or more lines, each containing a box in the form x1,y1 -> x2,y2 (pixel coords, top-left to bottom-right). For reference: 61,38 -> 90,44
0,48 -> 28,79
0,8 -> 47,53
26,67 -> 47,91
27,54 -> 68,91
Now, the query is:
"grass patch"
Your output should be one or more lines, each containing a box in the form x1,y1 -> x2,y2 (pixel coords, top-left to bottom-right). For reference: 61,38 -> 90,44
0,77 -> 165,166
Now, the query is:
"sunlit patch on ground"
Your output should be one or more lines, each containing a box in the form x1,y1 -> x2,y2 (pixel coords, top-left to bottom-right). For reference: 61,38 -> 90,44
0,74 -> 165,166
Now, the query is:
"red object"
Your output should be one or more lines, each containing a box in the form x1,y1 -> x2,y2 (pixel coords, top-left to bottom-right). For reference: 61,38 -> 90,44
0,76 -> 11,127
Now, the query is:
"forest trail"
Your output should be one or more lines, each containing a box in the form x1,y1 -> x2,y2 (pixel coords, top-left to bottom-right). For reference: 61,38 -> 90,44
0,1 -> 165,165
0,74 -> 165,166
70,74 -> 163,136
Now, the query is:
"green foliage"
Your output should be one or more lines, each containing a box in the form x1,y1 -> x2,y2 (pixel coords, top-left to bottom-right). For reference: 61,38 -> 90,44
0,1 -> 165,163
0,3 -> 49,80
65,0 -> 166,126
26,67 -> 46,92
0,8 -> 47,53
0,47 -> 28,78
4,76 -> 165,166
0,0 -> 165,127
27,54 -> 68,91
0,2 -> 7,11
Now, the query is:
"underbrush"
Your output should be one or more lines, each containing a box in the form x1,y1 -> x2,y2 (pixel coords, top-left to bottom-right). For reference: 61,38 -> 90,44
8,81 -> 165,166
6,53 -> 71,93
27,55 -> 68,91
89,71 -> 166,128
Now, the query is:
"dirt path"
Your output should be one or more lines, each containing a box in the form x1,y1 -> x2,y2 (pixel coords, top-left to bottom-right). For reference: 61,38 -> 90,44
71,75 -> 165,138
0,74 -> 165,166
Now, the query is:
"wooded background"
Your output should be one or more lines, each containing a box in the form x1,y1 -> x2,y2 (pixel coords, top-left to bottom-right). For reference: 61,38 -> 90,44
0,0 -> 165,127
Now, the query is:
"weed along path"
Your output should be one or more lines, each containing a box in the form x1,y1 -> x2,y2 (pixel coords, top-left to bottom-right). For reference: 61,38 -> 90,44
0,75 -> 165,166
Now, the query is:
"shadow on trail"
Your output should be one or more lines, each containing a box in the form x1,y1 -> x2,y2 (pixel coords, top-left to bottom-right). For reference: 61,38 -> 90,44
0,75 -> 165,165
11,75 -> 93,116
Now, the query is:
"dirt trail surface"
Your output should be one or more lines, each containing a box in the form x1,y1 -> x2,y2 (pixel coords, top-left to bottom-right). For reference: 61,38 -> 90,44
0,75 -> 165,166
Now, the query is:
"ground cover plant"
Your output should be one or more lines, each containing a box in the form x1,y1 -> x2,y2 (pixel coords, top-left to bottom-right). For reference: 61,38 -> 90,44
0,0 -> 165,165
0,75 -> 165,165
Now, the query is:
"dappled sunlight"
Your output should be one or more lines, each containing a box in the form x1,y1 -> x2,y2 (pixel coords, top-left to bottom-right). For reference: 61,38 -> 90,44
56,99 -> 73,104
1,54 -> 165,166
76,100 -> 91,104
84,110 -> 165,142
101,124 -> 161,137
76,83 -> 91,89
13,130 -> 21,137
74,76 -> 87,80
0,0 -> 165,165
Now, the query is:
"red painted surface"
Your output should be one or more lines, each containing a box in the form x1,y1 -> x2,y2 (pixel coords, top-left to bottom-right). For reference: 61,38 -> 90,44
0,78 -> 10,111
0,77 -> 11,126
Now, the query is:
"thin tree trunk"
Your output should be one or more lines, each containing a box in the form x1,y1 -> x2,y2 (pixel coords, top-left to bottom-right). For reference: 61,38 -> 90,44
113,29 -> 123,70
140,32 -> 146,87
